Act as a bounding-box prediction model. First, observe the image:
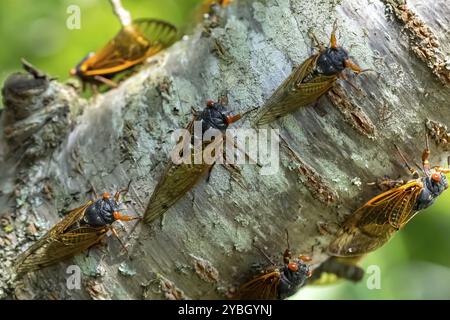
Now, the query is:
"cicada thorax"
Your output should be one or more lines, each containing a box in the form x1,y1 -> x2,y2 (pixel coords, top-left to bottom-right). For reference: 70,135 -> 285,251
143,100 -> 241,224
254,28 -> 362,127
236,252 -> 311,300
70,19 -> 178,88
15,192 -> 135,277
328,142 -> 450,258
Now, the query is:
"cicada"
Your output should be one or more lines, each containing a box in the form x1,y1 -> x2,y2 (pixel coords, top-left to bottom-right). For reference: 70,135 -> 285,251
254,22 -> 364,126
15,188 -> 139,277
143,99 -> 242,224
236,232 -> 312,300
70,19 -> 178,89
329,134 -> 449,257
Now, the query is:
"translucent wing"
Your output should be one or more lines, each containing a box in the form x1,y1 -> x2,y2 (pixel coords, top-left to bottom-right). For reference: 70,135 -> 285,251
15,202 -> 107,276
254,55 -> 337,126
143,117 -> 218,224
328,181 -> 423,256
236,270 -> 281,300
82,19 -> 178,76
143,159 -> 212,224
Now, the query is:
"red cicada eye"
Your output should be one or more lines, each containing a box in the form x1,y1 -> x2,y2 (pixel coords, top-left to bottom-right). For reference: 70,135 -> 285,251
206,100 -> 215,108
102,192 -> 111,199
431,173 -> 441,183
288,262 -> 299,272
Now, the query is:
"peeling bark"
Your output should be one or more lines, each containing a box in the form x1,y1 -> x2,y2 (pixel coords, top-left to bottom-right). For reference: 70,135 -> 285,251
1,0 -> 450,299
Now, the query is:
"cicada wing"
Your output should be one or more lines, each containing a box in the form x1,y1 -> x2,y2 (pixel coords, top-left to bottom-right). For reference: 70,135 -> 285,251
144,114 -> 228,224
16,203 -> 90,267
328,181 -> 423,257
82,19 -> 177,76
46,202 -> 93,237
237,270 -> 281,300
14,202 -> 102,277
254,55 -> 336,126
131,18 -> 178,51
144,153 -> 211,224
15,226 -> 108,277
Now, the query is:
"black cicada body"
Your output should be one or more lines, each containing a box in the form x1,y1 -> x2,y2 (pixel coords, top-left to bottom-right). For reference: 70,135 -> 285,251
254,23 -> 363,126
15,190 -> 137,277
143,100 -> 241,224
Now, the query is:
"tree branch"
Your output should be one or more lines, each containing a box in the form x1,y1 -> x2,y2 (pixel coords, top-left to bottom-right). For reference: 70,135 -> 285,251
109,0 -> 132,27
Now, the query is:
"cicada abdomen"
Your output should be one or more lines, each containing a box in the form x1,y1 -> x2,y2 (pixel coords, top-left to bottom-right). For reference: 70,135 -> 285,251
307,256 -> 365,285
254,23 -> 363,126
328,134 -> 449,258
143,100 -> 241,224
15,190 -> 138,278
70,19 -> 178,89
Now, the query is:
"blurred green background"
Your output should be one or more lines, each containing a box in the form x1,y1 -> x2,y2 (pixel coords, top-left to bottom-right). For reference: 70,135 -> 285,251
0,0 -> 202,107
0,0 -> 449,299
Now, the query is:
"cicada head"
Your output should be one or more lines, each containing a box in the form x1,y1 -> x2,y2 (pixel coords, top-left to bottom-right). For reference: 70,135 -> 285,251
428,172 -> 448,194
200,100 -> 241,133
316,47 -> 351,76
278,257 -> 311,299
70,52 -> 95,78
416,173 -> 448,210
82,192 -> 121,227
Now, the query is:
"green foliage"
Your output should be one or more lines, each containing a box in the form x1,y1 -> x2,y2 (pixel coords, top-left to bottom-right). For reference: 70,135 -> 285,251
0,0 -> 202,107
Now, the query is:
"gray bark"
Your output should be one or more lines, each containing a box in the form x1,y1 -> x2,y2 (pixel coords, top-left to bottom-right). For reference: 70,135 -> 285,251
1,0 -> 449,299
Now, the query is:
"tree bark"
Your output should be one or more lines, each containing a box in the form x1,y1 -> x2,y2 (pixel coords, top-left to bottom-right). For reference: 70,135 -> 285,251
1,0 -> 449,299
